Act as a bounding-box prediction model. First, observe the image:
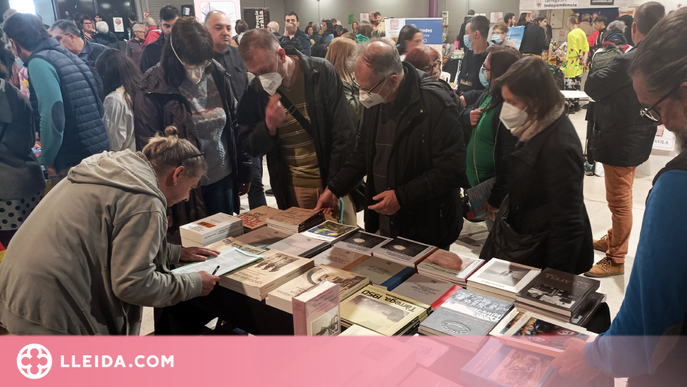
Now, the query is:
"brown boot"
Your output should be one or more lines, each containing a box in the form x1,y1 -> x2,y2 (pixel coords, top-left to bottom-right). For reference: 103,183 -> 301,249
593,235 -> 608,252
585,257 -> 624,278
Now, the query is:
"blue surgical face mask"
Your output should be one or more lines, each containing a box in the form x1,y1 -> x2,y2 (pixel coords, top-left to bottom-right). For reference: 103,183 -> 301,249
463,34 -> 473,50
492,34 -> 503,44
479,66 -> 489,88
15,56 -> 24,67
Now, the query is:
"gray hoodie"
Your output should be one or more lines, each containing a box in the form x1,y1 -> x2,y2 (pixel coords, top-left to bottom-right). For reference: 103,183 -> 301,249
0,150 -> 202,335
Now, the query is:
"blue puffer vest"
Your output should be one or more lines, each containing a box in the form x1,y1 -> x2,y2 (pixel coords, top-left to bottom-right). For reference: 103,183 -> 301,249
27,39 -> 109,171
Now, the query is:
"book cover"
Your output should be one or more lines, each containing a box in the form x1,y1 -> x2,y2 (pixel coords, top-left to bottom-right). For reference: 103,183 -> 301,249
334,230 -> 391,255
267,207 -> 324,230
236,206 -> 283,230
172,247 -> 262,276
292,280 -> 341,336
570,292 -> 605,326
441,289 -> 514,325
372,236 -> 437,267
391,273 -> 457,306
266,265 -> 369,313
301,220 -> 359,243
338,324 -> 383,336
418,250 -> 485,283
490,309 -> 526,337
430,284 -> 462,310
420,305 -> 495,338
311,247 -> 370,270
267,233 -> 329,258
348,256 -> 407,286
517,268 -> 600,316
340,285 -> 430,336
206,238 -> 267,255
469,258 -> 541,295
380,266 -> 416,291
179,212 -> 243,246
230,227 -> 291,250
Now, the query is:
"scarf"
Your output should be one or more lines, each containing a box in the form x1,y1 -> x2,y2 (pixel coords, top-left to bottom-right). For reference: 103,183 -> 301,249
511,100 -> 565,142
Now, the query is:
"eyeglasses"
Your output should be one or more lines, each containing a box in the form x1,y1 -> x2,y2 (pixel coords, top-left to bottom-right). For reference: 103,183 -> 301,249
481,64 -> 491,72
640,84 -> 681,122
360,75 -> 391,95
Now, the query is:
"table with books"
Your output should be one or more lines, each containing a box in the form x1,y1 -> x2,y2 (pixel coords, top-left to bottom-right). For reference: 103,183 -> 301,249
158,205 -> 612,386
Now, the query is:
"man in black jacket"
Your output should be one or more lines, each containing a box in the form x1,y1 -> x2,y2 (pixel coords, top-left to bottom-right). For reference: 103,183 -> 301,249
236,29 -> 356,221
457,15 -> 489,96
285,12 -> 311,56
315,40 -> 467,249
584,1 -> 664,278
140,5 -> 179,73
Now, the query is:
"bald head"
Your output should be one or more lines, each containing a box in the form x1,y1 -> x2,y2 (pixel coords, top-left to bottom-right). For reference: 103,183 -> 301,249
354,39 -> 405,105
205,11 -> 233,53
267,21 -> 279,34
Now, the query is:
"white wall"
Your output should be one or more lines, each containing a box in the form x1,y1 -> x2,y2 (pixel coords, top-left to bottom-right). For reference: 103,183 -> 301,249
440,0 -> 521,40
633,0 -> 682,11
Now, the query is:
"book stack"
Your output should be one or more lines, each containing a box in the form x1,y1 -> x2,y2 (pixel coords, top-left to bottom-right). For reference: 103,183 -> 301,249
179,213 -> 244,248
236,206 -> 283,231
392,273 -> 460,308
417,249 -> 485,286
340,285 -> 430,336
371,236 -> 437,268
301,220 -> 359,243
570,292 -> 606,326
172,247 -> 263,277
333,230 -> 391,255
347,256 -> 416,291
266,265 -> 369,313
338,324 -> 383,336
266,207 -> 325,235
419,289 -> 513,352
230,227 -> 291,250
467,259 -> 541,302
311,247 -> 370,270
292,280 -> 340,336
515,268 -> 601,322
267,233 -> 330,258
220,250 -> 314,300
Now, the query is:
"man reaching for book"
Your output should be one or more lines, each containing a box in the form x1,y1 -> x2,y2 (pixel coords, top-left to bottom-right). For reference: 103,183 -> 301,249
553,9 -> 687,383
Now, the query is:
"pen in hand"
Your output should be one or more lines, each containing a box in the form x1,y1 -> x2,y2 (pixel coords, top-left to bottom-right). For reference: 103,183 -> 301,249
212,265 -> 220,276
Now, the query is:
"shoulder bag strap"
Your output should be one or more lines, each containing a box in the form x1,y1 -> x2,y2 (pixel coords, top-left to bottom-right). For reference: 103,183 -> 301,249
276,90 -> 313,134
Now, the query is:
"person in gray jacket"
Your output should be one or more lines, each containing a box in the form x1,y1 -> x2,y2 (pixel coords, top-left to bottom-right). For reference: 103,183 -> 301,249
0,127 -> 221,335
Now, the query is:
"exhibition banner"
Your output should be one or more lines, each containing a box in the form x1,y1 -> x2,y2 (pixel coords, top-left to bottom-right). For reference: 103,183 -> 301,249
405,18 -> 444,45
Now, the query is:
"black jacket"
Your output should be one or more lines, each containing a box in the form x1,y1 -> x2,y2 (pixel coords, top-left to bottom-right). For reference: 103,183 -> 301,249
140,33 -> 165,74
585,49 -> 656,167
618,15 -> 635,46
328,63 -> 467,248
213,46 -> 248,101
520,23 -> 548,55
457,49 -> 487,95
236,49 -> 355,210
93,32 -> 119,49
295,29 -> 312,56
506,113 -> 593,274
460,92 -> 518,208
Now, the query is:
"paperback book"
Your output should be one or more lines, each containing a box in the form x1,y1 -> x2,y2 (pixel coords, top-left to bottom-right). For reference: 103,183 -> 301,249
334,230 -> 391,255
347,256 -> 410,287
467,258 -> 541,300
338,324 -> 383,336
311,247 -> 370,270
301,220 -> 359,243
172,247 -> 263,277
236,206 -> 283,230
392,273 -> 459,307
292,280 -> 341,336
266,207 -> 325,234
267,233 -> 330,258
417,250 -> 485,285
371,236 -> 437,267
180,212 -> 244,247
230,227 -> 291,250
516,268 -> 600,317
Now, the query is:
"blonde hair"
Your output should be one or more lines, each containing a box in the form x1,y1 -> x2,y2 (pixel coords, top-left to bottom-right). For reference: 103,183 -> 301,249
142,126 -> 207,178
325,38 -> 357,84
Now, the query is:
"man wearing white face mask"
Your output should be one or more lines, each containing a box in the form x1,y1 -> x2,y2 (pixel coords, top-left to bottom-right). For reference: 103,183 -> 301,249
135,17 -> 252,239
315,39 -> 467,249
236,29 -> 356,222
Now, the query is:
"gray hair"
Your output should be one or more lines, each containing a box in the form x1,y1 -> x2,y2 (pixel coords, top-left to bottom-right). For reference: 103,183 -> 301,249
312,23 -> 321,34
96,21 -> 109,33
51,19 -> 81,37
132,22 -> 146,33
267,21 -> 279,33
352,38 -> 403,79
238,28 -> 280,60
204,10 -> 227,26
606,20 -> 626,35
144,17 -> 156,27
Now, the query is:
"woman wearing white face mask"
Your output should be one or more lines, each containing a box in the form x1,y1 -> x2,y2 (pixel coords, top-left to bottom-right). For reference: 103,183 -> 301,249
480,56 -> 594,275
134,17 -> 252,241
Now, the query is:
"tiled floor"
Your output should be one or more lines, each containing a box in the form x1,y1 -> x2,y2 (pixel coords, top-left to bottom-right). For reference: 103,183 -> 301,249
134,107 -> 671,336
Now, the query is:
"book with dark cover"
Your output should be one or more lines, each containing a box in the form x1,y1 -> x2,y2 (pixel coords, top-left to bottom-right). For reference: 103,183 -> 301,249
517,268 -> 600,316
380,267 -> 416,291
570,292 -> 606,326
334,230 -> 391,255
371,236 -> 437,267
302,220 -> 359,243
266,207 -> 325,234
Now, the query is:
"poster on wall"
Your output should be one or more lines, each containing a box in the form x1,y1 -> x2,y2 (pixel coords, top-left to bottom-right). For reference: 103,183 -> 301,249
490,12 -> 503,23
590,0 -> 614,5
654,125 -> 676,151
384,18 -> 444,61
243,8 -> 270,29
442,10 -> 449,26
549,9 -> 564,28
194,0 -> 241,26
360,13 -> 370,22
113,17 -> 124,32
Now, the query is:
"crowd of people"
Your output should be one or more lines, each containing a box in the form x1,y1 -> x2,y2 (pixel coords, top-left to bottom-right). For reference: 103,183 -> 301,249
0,3 -> 686,383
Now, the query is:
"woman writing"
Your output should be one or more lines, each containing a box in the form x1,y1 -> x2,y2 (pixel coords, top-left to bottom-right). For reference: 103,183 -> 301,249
0,128 -> 221,335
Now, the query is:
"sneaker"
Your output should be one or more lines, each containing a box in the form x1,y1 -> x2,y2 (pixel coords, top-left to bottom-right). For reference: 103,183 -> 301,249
584,257 -> 624,277
593,235 -> 608,252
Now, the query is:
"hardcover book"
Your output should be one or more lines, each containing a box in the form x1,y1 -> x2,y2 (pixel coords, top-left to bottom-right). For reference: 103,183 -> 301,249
468,258 -> 541,299
570,292 -> 606,326
334,230 -> 391,255
292,280 -> 341,336
267,233 -> 330,258
347,256 -> 408,286
266,265 -> 369,313
311,247 -> 370,270
236,206 -> 283,230
371,236 -> 437,267
516,268 -> 601,317
221,250 -> 315,300
417,250 -> 485,285
301,220 -> 359,243
230,227 -> 291,250
266,207 -> 325,234
392,273 -> 458,306
380,267 -> 417,291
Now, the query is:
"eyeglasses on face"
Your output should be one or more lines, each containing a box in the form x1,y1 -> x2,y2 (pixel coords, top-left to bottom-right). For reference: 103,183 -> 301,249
360,74 -> 392,94
640,83 -> 681,123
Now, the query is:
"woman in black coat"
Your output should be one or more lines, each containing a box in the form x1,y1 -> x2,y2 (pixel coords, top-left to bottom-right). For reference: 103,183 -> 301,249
481,56 -> 593,275
519,16 -> 549,56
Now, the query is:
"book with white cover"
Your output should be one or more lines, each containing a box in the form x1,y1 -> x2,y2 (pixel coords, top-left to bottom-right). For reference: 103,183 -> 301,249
172,247 -> 263,276
371,236 -> 437,267
236,206 -> 283,230
468,258 -> 540,298
334,230 -> 391,255
391,273 -> 457,306
417,250 -> 484,285
221,250 -> 314,300
179,212 -> 243,247
338,324 -> 383,336
311,247 -> 370,270
266,265 -> 369,313
347,256 -> 407,286
292,280 -> 341,336
230,227 -> 291,250
267,233 -> 330,258
301,220 -> 359,243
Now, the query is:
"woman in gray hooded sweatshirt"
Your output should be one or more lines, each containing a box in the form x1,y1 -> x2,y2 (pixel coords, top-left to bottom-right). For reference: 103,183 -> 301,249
0,127 -> 221,335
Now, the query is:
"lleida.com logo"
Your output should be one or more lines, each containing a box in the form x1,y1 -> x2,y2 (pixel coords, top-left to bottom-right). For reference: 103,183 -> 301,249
17,344 -> 53,379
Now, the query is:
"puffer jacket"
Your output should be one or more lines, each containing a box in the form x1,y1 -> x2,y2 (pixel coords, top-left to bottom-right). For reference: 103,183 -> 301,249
328,63 -> 467,248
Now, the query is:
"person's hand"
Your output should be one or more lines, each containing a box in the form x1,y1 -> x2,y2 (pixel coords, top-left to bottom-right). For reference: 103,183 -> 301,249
265,94 -> 285,135
45,165 -> 58,177
238,182 -> 251,196
180,247 -> 219,262
369,190 -> 400,216
460,95 -> 466,107
198,271 -> 220,296
470,108 -> 483,127
478,202 -> 499,221
552,338 -> 602,382
314,188 -> 339,214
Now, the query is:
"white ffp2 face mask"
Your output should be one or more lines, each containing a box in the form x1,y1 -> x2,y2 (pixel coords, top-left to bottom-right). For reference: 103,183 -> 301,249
185,66 -> 205,85
359,77 -> 391,109
500,102 -> 529,130
258,72 -> 283,96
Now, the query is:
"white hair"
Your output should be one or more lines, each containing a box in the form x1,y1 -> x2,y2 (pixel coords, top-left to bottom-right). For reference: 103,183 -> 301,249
267,21 -> 279,33
96,21 -> 109,33
144,17 -> 156,27
132,22 -> 146,33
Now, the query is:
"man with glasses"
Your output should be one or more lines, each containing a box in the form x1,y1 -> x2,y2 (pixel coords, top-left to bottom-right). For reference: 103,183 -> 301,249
583,2 -> 665,278
315,39 -> 467,249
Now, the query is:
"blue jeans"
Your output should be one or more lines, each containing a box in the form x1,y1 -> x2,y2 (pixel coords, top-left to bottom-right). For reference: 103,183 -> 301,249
202,174 -> 236,216
248,156 -> 266,209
